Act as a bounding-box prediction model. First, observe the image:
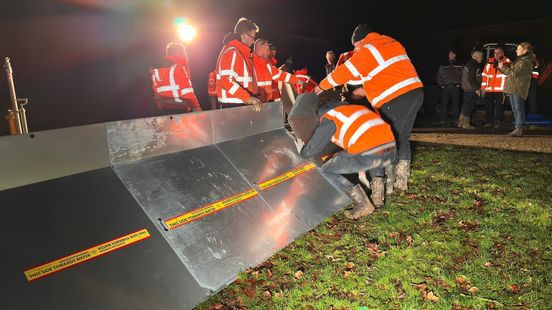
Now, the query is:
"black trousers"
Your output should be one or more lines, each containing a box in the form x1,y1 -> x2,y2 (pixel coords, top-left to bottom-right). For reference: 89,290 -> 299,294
461,91 -> 477,117
440,86 -> 461,122
370,88 -> 424,177
484,92 -> 505,124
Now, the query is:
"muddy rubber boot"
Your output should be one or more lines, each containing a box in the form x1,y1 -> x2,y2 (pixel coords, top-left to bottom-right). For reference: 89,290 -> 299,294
370,177 -> 385,209
457,114 -> 464,128
344,184 -> 375,219
385,164 -> 396,195
508,128 -> 523,137
394,159 -> 411,192
459,114 -> 475,129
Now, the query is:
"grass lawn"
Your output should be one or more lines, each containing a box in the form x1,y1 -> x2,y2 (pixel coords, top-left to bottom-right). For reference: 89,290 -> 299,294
199,144 -> 552,309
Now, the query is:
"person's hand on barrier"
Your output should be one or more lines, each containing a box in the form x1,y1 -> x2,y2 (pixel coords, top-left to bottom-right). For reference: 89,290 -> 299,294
351,87 -> 366,100
314,86 -> 323,95
476,89 -> 481,97
297,80 -> 306,89
294,138 -> 305,154
246,96 -> 263,112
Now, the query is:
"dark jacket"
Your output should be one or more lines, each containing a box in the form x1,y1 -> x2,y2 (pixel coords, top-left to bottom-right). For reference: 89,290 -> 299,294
461,59 -> 483,91
436,60 -> 463,87
300,100 -> 343,158
500,52 -> 535,100
325,62 -> 336,76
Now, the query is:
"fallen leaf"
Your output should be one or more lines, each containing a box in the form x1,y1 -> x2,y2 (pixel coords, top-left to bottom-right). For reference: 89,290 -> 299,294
262,290 -> 271,299
267,269 -> 273,278
274,292 -> 282,298
343,271 -> 352,277
392,279 -> 406,300
243,286 -> 256,298
346,262 -> 356,270
509,284 -> 520,293
294,270 -> 304,279
303,305 -> 315,310
208,303 -> 226,310
484,262 -> 493,267
406,235 -> 414,246
468,286 -> 479,294
251,271 -> 260,278
455,276 -> 467,285
426,291 -> 439,302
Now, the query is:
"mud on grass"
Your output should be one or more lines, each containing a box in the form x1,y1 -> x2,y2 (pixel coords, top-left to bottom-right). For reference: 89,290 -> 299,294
199,144 -> 552,309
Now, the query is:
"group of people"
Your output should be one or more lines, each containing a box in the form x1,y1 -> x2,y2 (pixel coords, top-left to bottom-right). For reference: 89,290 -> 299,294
148,18 -> 433,220
436,45 -> 538,136
150,18 -> 315,114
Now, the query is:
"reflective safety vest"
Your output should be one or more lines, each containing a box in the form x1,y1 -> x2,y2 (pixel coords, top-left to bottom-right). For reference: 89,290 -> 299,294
322,105 -> 395,155
150,55 -> 200,110
532,59 -> 540,79
293,68 -> 318,93
207,71 -> 217,97
319,32 -> 423,109
481,57 -> 511,92
215,39 -> 257,104
252,54 -> 298,102
336,50 -> 363,86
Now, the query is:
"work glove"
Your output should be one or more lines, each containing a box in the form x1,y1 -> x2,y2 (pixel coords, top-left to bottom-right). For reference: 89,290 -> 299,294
246,96 -> 263,112
294,137 -> 305,154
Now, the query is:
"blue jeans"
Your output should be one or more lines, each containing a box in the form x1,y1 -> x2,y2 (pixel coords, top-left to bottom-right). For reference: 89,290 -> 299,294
508,94 -> 525,129
321,148 -> 397,192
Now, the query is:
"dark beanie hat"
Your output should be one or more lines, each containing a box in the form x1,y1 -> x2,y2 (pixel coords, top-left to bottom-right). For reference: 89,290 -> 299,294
234,17 -> 259,35
351,24 -> 373,45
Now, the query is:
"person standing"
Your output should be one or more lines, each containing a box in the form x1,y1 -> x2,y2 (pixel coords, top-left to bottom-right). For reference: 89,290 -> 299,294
150,42 -> 201,114
499,42 -> 535,137
436,50 -> 463,127
459,50 -> 484,129
481,47 -> 511,128
316,24 -> 423,192
324,51 -> 337,76
215,18 -> 262,110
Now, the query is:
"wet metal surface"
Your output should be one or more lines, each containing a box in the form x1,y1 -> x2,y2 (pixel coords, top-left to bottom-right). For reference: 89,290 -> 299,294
106,112 -> 213,165
0,124 -> 109,191
0,168 -> 208,309
114,146 -> 279,291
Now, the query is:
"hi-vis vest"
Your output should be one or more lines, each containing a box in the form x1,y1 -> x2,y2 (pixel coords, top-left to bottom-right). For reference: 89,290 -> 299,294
322,105 -> 395,155
293,68 -> 318,94
252,54 -> 298,102
319,32 -> 423,109
481,57 -> 511,92
151,59 -> 196,103
215,39 -> 257,104
532,60 -> 540,79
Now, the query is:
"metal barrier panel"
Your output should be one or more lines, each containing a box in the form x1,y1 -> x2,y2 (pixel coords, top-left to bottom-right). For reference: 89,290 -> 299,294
0,124 -> 110,191
106,112 -> 213,165
0,168 -> 208,309
213,101 -> 284,143
216,128 -> 351,248
113,146 -> 278,291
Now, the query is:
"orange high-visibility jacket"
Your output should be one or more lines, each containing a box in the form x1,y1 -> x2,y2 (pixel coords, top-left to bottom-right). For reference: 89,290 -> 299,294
293,68 -> 318,93
252,54 -> 299,102
215,39 -> 257,104
207,71 -> 217,97
150,55 -> 200,110
532,59 -> 540,79
481,57 -> 511,92
319,33 -> 423,109
322,105 -> 395,155
336,50 -> 363,86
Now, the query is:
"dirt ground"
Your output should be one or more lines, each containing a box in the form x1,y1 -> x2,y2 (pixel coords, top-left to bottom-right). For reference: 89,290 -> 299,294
411,128 -> 552,153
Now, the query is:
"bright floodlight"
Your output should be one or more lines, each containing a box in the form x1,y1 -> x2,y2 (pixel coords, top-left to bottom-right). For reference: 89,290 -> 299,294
174,18 -> 196,42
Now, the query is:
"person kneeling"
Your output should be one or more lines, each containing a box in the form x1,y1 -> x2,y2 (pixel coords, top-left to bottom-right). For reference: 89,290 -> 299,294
295,91 -> 397,219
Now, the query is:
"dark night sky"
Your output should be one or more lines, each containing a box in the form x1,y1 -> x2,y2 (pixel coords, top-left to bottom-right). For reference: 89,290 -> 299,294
1,0 -> 551,135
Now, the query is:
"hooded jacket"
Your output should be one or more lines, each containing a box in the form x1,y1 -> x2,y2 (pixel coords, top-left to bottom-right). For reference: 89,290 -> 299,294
501,52 -> 536,100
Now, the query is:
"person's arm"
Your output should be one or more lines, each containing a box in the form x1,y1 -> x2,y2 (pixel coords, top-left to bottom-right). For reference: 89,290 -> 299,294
269,64 -> 299,84
318,47 -> 376,91
467,63 -> 479,90
218,50 -> 251,102
299,119 -> 337,158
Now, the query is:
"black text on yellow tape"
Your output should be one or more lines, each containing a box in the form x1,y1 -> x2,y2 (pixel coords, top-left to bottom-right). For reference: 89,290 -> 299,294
258,162 -> 316,190
164,189 -> 258,230
24,228 -> 150,282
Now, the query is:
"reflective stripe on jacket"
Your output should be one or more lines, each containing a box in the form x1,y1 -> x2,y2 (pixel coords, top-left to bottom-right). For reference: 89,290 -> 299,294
322,105 -> 395,155
215,39 -> 257,104
320,33 -> 422,109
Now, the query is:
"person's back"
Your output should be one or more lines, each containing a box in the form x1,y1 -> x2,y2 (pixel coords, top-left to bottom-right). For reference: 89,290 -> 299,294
150,42 -> 201,114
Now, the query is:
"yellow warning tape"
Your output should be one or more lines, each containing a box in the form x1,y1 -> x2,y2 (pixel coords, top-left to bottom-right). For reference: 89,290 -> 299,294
258,162 -> 317,190
165,189 -> 258,230
24,228 -> 150,282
